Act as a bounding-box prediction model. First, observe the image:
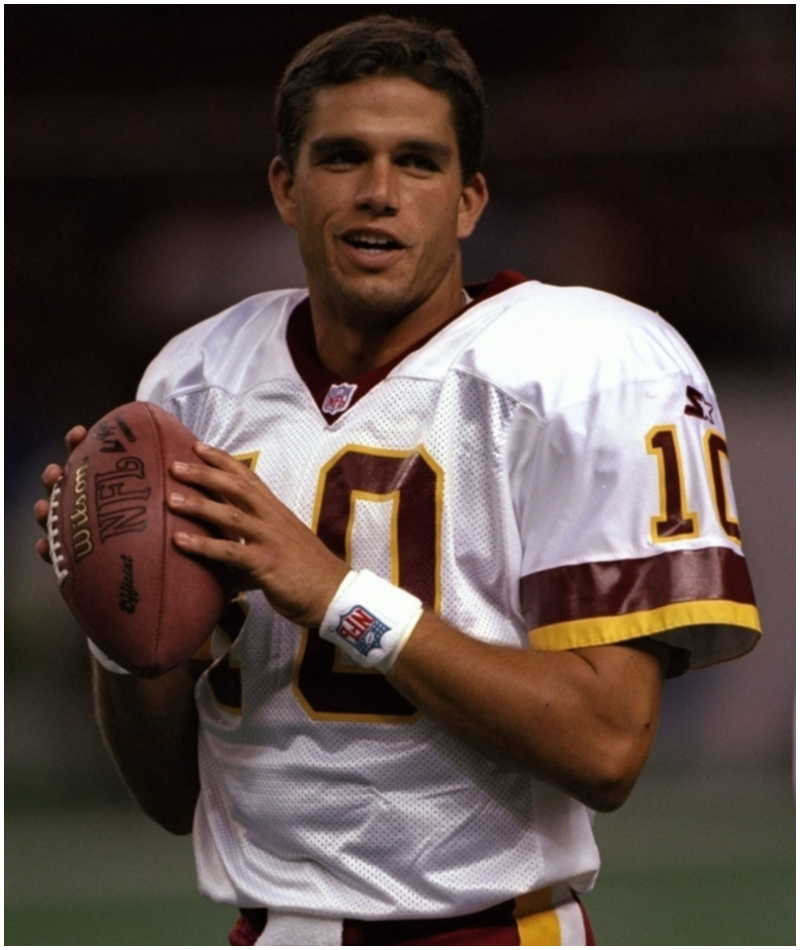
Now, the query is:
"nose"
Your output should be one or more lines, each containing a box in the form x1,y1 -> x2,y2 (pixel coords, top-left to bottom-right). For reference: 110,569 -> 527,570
355,158 -> 398,216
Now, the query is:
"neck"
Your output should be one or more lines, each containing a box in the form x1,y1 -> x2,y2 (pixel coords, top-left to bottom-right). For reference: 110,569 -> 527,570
307,270 -> 467,379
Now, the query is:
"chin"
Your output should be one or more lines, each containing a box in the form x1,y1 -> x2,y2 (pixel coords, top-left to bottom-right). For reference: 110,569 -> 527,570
333,277 -> 420,323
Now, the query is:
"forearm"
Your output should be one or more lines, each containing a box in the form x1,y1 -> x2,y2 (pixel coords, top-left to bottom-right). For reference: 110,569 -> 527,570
387,612 -> 665,812
163,446 -> 665,812
92,659 -> 202,834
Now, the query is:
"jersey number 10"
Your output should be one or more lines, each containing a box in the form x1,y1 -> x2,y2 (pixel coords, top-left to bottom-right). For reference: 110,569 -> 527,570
208,446 -> 440,721
647,425 -> 741,544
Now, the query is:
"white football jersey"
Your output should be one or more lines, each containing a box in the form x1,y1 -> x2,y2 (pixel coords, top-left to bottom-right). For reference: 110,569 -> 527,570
137,272 -> 760,919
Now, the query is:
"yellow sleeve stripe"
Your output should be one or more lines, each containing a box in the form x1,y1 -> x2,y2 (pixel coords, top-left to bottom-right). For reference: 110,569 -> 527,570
530,599 -> 761,652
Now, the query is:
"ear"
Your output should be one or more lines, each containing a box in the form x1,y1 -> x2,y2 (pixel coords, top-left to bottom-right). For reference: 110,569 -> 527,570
457,172 -> 489,241
269,156 -> 298,230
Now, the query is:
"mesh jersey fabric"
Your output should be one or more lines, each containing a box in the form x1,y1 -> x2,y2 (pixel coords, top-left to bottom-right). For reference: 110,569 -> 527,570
137,274 -> 759,917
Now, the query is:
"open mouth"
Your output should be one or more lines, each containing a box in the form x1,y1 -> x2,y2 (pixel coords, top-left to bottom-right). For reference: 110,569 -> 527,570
343,233 -> 404,253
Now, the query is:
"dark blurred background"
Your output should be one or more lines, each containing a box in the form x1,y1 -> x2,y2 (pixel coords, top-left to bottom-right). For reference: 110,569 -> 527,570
6,6 -> 795,945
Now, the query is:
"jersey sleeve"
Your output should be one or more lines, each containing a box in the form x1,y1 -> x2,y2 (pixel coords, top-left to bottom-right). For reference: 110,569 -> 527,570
134,289 -> 302,424
514,371 -> 760,671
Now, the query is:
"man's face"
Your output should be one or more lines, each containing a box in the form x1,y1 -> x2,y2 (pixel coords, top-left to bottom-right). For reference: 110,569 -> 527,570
270,75 -> 487,326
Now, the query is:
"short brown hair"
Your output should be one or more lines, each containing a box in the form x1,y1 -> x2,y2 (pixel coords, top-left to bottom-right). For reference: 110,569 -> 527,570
275,15 -> 486,181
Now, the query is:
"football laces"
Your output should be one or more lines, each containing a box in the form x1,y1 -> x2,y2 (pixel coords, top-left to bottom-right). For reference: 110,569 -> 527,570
47,478 -> 69,587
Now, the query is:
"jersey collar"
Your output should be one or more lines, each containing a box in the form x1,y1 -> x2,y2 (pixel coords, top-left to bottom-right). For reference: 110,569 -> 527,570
287,270 -> 529,424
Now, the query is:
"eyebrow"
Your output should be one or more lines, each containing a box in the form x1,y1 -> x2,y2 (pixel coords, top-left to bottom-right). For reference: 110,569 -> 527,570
308,135 -> 454,164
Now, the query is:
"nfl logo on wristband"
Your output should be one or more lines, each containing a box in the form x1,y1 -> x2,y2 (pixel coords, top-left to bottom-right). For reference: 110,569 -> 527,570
336,606 -> 391,657
320,569 -> 423,672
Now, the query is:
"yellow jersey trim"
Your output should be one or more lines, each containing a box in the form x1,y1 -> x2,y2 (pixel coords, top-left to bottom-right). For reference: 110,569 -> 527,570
514,888 -> 561,946
530,599 -> 761,652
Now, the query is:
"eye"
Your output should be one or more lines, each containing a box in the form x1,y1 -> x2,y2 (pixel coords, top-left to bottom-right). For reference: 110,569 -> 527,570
397,154 -> 439,173
321,149 -> 365,168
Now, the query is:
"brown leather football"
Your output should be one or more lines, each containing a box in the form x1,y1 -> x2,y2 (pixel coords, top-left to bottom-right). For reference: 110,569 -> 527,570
47,401 -> 229,677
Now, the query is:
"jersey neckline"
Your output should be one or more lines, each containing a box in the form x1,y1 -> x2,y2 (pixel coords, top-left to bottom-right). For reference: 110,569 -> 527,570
286,270 -> 529,424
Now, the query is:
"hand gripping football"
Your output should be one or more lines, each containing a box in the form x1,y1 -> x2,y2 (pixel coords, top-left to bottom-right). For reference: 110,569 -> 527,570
47,401 -> 230,677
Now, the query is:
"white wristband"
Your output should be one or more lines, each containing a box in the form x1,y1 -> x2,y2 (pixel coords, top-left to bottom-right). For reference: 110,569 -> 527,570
87,638 -> 132,675
320,570 -> 423,674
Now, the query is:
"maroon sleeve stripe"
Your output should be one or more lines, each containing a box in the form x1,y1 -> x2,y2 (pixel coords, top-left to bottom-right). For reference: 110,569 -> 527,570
521,547 -> 756,629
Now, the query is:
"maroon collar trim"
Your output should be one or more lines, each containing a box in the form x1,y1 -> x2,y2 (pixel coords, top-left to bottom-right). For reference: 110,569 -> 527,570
286,270 -> 529,424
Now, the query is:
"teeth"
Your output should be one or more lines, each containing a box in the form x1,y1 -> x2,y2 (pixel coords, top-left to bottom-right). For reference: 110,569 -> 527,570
347,234 -> 400,250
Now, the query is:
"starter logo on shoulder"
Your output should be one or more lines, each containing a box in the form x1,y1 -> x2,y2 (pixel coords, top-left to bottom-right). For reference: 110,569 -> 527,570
336,605 -> 391,657
322,382 -> 357,416
684,385 -> 715,424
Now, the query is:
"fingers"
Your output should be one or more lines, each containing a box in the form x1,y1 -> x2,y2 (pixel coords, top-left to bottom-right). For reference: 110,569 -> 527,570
167,441 -> 349,628
41,462 -> 64,492
34,497 -> 51,529
169,488 -> 252,541
35,424 -> 86,564
35,455 -> 69,564
168,444 -> 269,564
34,495 -> 55,563
34,492 -> 56,561
172,529 -> 253,571
65,425 -> 87,453
168,445 -> 284,594
191,441 -> 242,470
40,425 -> 86,492
171,443 -> 273,512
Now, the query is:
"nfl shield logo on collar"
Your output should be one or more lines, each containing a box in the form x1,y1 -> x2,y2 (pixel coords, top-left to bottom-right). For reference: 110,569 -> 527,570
322,382 -> 357,415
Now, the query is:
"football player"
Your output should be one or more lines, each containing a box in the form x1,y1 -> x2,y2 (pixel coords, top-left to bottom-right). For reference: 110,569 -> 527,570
36,15 -> 760,946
